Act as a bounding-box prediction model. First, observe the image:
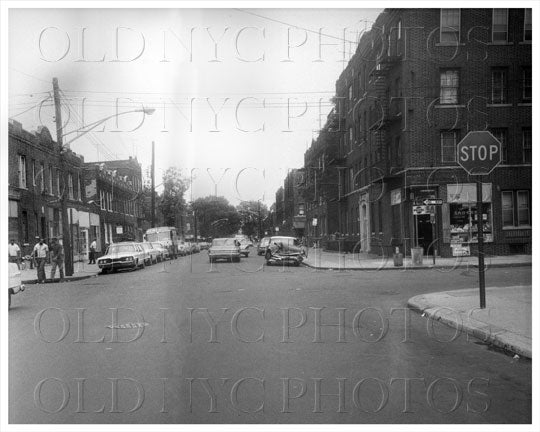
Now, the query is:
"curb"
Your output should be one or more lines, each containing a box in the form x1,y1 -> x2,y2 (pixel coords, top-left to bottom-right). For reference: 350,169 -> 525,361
22,274 -> 99,284
407,294 -> 532,359
301,261 -> 531,271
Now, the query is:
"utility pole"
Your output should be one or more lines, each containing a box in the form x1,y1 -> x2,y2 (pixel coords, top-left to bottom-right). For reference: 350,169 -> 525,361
53,77 -> 74,276
258,200 -> 262,240
151,140 -> 155,228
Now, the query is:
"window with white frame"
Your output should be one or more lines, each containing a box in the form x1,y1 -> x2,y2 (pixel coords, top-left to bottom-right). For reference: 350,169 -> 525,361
40,162 -> 45,192
502,190 -> 531,227
524,9 -> 532,41
18,155 -> 27,188
441,130 -> 458,163
56,169 -> 61,196
440,69 -> 459,104
492,9 -> 508,42
48,165 -> 53,194
491,68 -> 508,104
68,173 -> 74,199
440,9 -> 460,44
76,173 -> 81,201
32,160 -> 36,187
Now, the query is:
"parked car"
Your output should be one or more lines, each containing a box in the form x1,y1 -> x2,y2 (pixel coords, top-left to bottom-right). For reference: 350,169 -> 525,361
208,238 -> 241,263
97,242 -> 146,273
265,236 -> 305,266
151,242 -> 169,260
140,242 -> 160,264
8,263 -> 24,309
257,237 -> 270,255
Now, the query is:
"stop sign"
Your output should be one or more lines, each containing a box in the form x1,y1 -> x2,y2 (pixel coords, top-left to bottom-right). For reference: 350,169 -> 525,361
457,131 -> 502,175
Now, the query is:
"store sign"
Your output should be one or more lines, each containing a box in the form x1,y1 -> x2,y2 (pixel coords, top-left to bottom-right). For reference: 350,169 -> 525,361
412,205 -> 429,215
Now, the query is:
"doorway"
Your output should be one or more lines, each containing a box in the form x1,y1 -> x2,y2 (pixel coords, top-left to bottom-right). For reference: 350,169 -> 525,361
417,215 -> 433,255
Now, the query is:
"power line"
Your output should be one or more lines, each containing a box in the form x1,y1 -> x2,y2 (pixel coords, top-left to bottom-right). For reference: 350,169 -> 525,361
234,8 -> 361,45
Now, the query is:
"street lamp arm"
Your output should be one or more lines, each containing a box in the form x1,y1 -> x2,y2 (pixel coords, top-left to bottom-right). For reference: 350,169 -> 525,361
62,107 -> 155,148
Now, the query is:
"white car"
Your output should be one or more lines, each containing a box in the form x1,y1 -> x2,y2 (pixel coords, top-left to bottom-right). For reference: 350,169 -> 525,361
8,263 -> 24,309
97,242 -> 146,273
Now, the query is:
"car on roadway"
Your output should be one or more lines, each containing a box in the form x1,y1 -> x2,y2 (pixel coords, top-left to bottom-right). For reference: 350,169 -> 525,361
178,242 -> 188,256
257,237 -> 270,255
151,242 -> 169,261
140,242 -> 160,265
97,242 -> 146,273
265,236 -> 305,266
208,238 -> 241,263
8,263 -> 24,309
237,238 -> 253,257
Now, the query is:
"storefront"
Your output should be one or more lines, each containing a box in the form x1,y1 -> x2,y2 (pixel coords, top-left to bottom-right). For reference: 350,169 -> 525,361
443,183 -> 493,257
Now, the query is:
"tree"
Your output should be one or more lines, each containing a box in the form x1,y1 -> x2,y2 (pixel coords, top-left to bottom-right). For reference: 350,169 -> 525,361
191,196 -> 241,238
236,200 -> 269,238
158,167 -> 189,227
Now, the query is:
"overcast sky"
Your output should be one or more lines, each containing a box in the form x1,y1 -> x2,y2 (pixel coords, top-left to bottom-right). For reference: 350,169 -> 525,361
8,7 -> 383,207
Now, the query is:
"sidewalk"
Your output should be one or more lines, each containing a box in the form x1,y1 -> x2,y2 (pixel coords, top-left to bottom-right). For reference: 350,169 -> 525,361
20,261 -> 101,284
302,247 -> 532,271
408,285 -> 532,358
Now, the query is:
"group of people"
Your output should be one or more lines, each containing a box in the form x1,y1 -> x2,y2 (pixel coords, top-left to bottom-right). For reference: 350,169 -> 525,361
9,237 -> 98,284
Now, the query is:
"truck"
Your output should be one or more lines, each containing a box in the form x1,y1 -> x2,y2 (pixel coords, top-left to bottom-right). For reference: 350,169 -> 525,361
143,226 -> 179,259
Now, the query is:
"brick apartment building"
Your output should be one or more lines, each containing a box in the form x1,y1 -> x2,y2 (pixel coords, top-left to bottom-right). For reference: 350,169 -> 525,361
302,110 -> 342,243
8,119 -> 98,261
309,8 -> 532,257
84,157 -> 144,251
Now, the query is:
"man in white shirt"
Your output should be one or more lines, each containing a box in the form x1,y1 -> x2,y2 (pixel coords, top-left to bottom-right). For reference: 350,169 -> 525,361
89,239 -> 97,264
8,239 -> 21,269
33,238 -> 49,283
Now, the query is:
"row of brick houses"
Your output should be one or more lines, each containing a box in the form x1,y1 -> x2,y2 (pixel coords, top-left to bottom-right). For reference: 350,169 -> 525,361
278,8 -> 532,257
8,119 -> 145,260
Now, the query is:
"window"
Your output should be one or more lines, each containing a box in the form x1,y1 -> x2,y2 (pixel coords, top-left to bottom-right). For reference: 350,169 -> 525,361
76,173 -> 81,201
48,165 -> 53,194
100,190 -> 105,210
522,66 -> 532,102
441,130 -> 458,163
18,155 -> 27,188
56,169 -> 61,196
440,9 -> 460,44
397,20 -> 402,40
440,69 -> 459,104
490,128 -> 507,163
502,190 -> 531,227
492,9 -> 508,42
491,68 -> 508,104
522,128 -> 531,163
524,9 -> 532,41
349,127 -> 354,150
68,173 -> 74,199
32,160 -> 36,187
348,85 -> 353,101
40,162 -> 45,192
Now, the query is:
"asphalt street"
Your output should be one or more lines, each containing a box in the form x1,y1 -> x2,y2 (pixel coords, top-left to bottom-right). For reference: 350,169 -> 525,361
9,252 -> 532,424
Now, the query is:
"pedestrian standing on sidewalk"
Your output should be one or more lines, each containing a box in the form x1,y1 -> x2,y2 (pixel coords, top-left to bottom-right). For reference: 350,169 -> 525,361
50,238 -> 65,282
89,239 -> 97,264
8,239 -> 21,269
32,238 -> 49,283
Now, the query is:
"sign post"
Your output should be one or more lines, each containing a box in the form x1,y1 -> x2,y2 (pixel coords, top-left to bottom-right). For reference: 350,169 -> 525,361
457,131 -> 502,309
